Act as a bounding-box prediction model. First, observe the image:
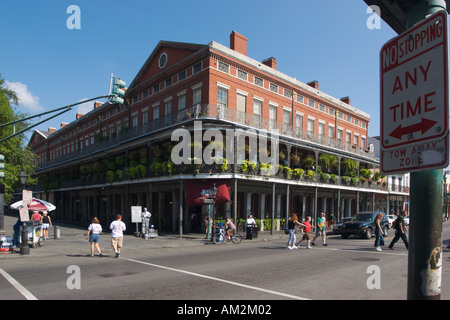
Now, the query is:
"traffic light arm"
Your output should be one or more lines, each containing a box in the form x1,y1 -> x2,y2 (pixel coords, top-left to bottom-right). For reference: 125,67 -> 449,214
0,95 -> 114,144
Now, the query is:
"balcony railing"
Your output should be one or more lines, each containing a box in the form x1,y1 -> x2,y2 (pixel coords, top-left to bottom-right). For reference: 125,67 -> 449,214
39,104 -> 377,170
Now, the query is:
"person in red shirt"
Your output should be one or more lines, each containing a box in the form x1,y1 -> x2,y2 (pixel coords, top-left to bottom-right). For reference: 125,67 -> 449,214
296,216 -> 315,249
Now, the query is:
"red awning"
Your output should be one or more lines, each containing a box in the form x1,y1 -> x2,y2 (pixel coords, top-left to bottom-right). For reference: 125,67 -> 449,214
185,180 -> 231,206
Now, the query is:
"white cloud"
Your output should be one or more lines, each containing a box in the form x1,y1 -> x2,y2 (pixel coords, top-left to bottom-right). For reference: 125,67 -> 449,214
5,81 -> 44,112
76,98 -> 94,114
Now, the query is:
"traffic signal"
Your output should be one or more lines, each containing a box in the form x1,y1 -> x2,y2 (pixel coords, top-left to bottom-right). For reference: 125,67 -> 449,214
0,155 -> 4,178
111,78 -> 126,105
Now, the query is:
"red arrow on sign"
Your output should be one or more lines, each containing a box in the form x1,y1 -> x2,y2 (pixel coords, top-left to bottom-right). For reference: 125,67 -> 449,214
389,118 -> 437,140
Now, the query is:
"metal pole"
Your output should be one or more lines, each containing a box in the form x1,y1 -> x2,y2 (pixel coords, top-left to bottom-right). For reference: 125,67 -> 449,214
406,0 -> 447,300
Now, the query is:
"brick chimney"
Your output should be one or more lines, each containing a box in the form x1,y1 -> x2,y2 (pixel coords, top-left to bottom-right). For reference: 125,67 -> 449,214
262,57 -> 277,70
230,31 -> 247,56
48,127 -> 56,133
61,122 -> 68,128
340,97 -> 351,105
307,81 -> 319,90
76,113 -> 84,119
94,101 -> 102,109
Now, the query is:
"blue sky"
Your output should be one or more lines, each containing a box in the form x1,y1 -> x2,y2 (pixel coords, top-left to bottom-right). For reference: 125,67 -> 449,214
1,0 -> 400,139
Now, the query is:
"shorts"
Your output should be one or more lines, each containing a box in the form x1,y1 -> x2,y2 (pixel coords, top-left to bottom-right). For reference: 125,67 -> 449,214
302,232 -> 311,240
42,223 -> 50,229
111,237 -> 123,249
89,234 -> 100,243
316,229 -> 325,236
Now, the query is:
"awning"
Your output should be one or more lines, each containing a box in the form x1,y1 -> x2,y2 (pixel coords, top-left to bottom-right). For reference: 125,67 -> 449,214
185,180 -> 231,206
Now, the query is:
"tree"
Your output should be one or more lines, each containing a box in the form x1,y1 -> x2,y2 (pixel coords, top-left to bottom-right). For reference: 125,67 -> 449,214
0,73 -> 37,202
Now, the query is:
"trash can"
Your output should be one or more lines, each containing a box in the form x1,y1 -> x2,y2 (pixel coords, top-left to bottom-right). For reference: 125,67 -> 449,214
54,225 -> 60,239
246,225 -> 258,239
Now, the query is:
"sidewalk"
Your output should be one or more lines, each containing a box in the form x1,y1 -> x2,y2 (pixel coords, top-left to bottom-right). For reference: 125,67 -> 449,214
0,214 -> 287,259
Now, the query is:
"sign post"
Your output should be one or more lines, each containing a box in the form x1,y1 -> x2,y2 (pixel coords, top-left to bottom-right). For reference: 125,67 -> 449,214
380,6 -> 449,300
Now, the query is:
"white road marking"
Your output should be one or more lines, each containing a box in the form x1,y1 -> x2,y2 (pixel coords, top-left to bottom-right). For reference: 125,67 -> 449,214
123,257 -> 310,300
0,268 -> 38,300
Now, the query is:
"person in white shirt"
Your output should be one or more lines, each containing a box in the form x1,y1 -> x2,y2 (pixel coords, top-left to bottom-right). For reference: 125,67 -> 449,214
141,207 -> 151,237
110,215 -> 126,258
246,214 -> 257,240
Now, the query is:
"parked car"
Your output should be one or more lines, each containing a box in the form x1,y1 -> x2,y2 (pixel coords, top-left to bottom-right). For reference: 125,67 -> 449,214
332,217 -> 353,234
341,211 -> 390,239
387,215 -> 397,228
403,216 -> 409,225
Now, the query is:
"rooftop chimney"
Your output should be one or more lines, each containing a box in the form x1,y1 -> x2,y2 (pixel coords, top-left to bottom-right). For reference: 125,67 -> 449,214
48,127 -> 56,133
76,113 -> 84,119
340,97 -> 351,105
230,31 -> 247,56
61,122 -> 68,128
307,81 -> 319,90
262,57 -> 277,70
94,101 -> 102,109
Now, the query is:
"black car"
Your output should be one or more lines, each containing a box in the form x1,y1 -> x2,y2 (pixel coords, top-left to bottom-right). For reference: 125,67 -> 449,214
340,211 -> 389,239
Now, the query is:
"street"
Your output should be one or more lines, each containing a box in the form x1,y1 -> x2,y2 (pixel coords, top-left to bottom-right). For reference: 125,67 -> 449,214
1,221 -> 450,303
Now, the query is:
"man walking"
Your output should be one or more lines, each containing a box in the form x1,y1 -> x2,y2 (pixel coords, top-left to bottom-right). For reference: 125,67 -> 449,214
110,215 -> 126,258
311,212 -> 327,246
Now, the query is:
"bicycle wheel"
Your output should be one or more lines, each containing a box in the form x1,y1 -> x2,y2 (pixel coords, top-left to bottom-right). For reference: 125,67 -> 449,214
231,233 -> 242,244
214,233 -> 225,245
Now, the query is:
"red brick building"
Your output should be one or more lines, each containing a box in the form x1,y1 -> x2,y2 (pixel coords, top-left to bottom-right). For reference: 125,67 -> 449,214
28,31 -> 406,233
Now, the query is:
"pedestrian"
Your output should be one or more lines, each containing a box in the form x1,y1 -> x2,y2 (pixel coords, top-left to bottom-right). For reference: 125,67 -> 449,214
141,207 -> 151,237
286,214 -> 305,250
86,217 -> 103,257
389,210 -> 409,250
312,212 -> 327,246
41,211 -> 52,240
296,216 -> 315,249
330,213 -> 335,228
110,214 -> 126,258
374,213 -> 386,251
246,214 -> 256,240
31,211 -> 42,225
224,217 -> 236,239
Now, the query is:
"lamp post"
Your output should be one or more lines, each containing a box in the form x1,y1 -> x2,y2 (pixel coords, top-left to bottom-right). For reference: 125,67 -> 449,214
19,169 -> 29,255
209,184 -> 218,242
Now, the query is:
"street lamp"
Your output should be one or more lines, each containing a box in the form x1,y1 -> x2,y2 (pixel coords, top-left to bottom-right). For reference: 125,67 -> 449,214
19,168 -> 29,255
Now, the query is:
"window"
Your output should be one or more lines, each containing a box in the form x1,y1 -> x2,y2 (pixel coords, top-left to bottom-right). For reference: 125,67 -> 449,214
193,62 -> 202,74
254,99 -> 262,127
237,93 -> 246,114
142,90 -> 148,99
295,114 -> 303,131
164,99 -> 172,116
153,105 -> 159,120
354,134 -> 359,146
270,83 -> 278,93
165,77 -> 172,88
217,87 -> 228,109
346,131 -> 351,144
178,70 -> 186,81
193,88 -> 202,106
153,84 -> 160,94
178,94 -> 186,111
132,114 -> 138,128
284,89 -> 292,98
297,95 -> 304,104
254,76 -> 263,87
143,109 -> 148,125
361,137 -> 366,149
319,104 -> 326,112
308,99 -> 315,108
237,69 -> 247,81
307,118 -> 314,133
269,104 -> 277,129
328,125 -> 334,139
218,61 -> 229,73
337,128 -> 343,141
318,122 -> 324,137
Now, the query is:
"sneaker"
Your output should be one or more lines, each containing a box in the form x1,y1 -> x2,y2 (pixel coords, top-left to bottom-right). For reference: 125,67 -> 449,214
323,243 -> 328,246
389,247 -> 394,250
306,246 -> 312,249
99,253 -> 103,257
311,242 -> 316,246
292,246 -> 298,249
115,252 -> 120,258
287,246 -> 293,250
376,247 -> 382,251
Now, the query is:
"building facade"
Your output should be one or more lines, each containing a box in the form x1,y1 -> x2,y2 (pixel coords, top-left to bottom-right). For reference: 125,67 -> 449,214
28,31 -> 408,233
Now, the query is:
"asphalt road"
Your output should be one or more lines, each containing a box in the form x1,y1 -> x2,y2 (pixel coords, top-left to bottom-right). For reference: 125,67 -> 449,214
1,222 -> 450,304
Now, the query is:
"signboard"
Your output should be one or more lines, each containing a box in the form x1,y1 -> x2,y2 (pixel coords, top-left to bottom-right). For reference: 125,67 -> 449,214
19,205 -> 29,222
131,206 -> 142,223
22,190 -> 32,205
381,11 -> 449,173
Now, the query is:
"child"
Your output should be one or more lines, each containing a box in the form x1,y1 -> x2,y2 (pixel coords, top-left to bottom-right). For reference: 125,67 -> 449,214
296,216 -> 315,249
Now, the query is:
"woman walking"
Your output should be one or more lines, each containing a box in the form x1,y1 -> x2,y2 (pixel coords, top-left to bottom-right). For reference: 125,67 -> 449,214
374,213 -> 386,251
86,217 -> 103,257
286,214 -> 305,250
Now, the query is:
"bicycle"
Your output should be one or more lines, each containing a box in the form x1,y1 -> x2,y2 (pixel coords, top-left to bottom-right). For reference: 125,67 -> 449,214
214,227 -> 242,244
